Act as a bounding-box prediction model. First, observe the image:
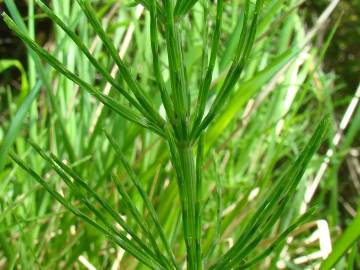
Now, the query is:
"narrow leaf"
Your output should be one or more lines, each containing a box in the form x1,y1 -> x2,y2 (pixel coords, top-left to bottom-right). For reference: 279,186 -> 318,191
106,131 -> 179,270
210,118 -> 329,269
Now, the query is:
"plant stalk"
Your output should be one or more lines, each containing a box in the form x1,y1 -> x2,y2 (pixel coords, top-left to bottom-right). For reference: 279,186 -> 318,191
175,143 -> 202,270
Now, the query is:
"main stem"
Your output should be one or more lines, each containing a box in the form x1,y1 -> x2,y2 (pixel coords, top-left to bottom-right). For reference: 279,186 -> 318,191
176,143 -> 202,270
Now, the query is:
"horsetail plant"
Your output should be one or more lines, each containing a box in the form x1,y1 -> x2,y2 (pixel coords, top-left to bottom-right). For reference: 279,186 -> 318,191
2,0 -> 330,269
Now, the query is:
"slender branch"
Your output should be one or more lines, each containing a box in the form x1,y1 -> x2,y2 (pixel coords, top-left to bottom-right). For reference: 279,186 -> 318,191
162,0 -> 189,140
36,0 -> 145,117
191,0 -> 264,139
192,0 -> 224,134
150,0 -> 175,125
106,132 -> 180,270
1,12 -> 165,137
76,0 -> 166,131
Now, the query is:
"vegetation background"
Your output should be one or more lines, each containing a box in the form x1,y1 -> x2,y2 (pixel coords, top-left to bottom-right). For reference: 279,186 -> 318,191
0,0 -> 359,269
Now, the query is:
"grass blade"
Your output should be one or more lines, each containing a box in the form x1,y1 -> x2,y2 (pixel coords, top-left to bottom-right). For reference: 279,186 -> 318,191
0,83 -> 40,173
0,0 -> 78,170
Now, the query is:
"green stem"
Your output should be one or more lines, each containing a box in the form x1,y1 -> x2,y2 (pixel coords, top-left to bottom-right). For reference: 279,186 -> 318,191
176,143 -> 202,270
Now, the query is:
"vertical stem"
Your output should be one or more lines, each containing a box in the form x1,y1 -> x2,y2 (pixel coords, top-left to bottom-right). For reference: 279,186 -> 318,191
195,136 -> 204,270
176,143 -> 201,270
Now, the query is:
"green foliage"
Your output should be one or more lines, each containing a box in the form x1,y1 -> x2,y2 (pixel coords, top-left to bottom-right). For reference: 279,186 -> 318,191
0,0 -> 358,269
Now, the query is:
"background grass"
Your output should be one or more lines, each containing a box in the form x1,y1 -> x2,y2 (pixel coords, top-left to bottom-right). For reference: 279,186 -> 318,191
0,0 -> 359,269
